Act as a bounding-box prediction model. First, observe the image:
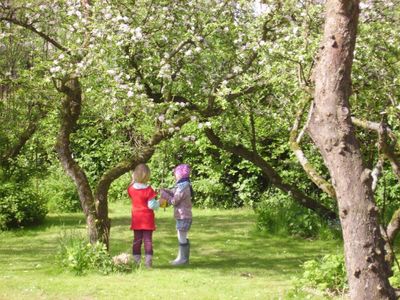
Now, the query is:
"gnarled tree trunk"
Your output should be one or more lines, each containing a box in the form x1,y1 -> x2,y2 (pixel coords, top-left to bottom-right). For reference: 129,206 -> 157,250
55,77 -> 110,246
307,1 -> 395,299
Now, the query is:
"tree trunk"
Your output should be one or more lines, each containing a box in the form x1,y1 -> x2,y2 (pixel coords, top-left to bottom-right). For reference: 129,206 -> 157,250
55,77 -> 103,245
307,1 -> 395,299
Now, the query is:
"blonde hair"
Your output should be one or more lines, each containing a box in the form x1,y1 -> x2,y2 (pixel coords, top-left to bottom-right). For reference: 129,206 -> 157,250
133,163 -> 151,183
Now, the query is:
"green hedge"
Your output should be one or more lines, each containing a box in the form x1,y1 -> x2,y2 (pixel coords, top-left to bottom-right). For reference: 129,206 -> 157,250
0,182 -> 48,230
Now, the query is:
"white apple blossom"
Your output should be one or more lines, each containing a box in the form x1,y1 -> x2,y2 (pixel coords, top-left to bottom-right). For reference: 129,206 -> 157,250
50,66 -> 61,73
119,23 -> 130,33
185,49 -> 193,56
232,66 -> 242,74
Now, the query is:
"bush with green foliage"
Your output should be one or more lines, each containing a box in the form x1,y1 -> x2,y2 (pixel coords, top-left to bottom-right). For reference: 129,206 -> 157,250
0,181 -> 48,230
40,166 -> 81,213
296,254 -> 347,296
255,190 -> 341,239
57,231 -> 133,275
389,263 -> 400,287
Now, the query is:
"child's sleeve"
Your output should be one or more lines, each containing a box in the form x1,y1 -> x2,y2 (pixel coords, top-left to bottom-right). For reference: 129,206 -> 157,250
148,199 -> 160,210
168,188 -> 186,206
160,189 -> 174,201
147,187 -> 159,210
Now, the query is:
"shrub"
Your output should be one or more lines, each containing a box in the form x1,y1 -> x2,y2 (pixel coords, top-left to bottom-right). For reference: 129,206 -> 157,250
389,263 -> 400,287
255,190 -> 341,239
57,231 -> 133,275
40,167 -> 81,213
297,254 -> 347,296
0,182 -> 48,230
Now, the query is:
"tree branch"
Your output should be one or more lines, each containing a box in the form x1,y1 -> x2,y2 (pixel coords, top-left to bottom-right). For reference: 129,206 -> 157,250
289,98 -> 337,200
0,15 -> 70,54
204,128 -> 337,221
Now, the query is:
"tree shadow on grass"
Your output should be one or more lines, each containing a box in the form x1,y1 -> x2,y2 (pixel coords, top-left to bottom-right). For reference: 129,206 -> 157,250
109,212 -> 338,276
0,210 -> 339,277
2,214 -> 87,238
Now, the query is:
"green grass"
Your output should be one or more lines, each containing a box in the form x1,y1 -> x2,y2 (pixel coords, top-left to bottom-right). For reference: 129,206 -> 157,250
0,201 -> 344,299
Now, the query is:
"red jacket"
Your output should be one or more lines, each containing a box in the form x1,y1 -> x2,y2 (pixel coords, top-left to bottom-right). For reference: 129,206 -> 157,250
127,185 -> 157,230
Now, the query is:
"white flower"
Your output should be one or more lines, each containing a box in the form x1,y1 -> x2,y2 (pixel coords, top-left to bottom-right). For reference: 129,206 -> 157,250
50,66 -> 61,73
132,27 -> 143,40
184,49 -> 192,56
198,123 -> 204,129
205,121 -> 211,128
168,127 -> 175,133
158,115 -> 165,122
119,23 -> 130,33
190,116 -> 197,121
360,3 -> 372,9
107,69 -> 116,75
127,90 -> 134,98
232,66 -> 242,74
175,126 -> 180,131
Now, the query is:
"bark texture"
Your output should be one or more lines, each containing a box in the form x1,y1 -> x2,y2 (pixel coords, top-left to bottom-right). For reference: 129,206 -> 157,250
307,1 -> 395,299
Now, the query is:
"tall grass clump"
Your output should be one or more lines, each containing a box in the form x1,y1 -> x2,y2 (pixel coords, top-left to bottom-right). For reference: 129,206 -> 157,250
56,230 -> 133,275
255,191 -> 341,239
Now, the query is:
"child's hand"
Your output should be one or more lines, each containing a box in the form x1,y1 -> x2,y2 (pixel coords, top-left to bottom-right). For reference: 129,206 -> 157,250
160,189 -> 173,201
159,198 -> 168,208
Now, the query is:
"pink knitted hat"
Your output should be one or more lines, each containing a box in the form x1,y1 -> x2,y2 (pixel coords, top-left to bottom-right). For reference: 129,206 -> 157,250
174,164 -> 191,179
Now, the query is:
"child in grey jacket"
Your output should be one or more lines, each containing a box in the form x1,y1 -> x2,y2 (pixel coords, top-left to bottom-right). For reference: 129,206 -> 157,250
160,164 -> 193,265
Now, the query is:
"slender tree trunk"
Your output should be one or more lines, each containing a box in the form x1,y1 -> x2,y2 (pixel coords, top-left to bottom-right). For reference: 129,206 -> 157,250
55,78 -> 102,245
307,1 -> 395,299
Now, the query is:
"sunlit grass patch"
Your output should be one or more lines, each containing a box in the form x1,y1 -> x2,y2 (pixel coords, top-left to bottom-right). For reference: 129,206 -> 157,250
0,201 -> 343,299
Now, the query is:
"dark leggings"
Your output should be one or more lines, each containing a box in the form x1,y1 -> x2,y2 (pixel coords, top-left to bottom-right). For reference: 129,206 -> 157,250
132,230 -> 153,255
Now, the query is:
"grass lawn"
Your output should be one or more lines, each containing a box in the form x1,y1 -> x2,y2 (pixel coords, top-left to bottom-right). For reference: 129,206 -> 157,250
0,201 -> 344,299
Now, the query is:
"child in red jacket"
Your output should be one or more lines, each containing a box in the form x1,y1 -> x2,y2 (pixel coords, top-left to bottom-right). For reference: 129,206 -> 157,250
127,163 -> 165,267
